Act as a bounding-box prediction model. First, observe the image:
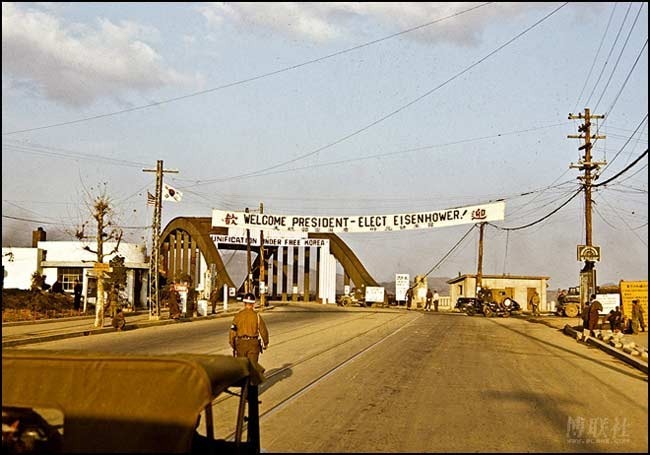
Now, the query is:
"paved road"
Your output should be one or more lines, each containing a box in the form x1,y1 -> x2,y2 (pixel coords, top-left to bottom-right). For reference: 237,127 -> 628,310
3,308 -> 646,364
5,305 -> 647,453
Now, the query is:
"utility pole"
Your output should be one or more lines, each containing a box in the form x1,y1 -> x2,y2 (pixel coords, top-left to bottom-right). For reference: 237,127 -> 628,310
476,222 -> 485,296
259,202 -> 266,308
568,108 -> 606,306
245,207 -> 252,294
143,160 -> 178,320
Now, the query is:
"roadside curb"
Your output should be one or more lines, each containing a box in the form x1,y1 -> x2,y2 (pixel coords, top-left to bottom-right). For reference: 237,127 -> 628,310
562,324 -> 648,374
2,305 -> 275,348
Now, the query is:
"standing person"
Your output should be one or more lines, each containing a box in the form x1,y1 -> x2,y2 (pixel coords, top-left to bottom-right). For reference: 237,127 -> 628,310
587,294 -> 603,337
607,306 -> 622,332
631,299 -> 645,334
108,286 -> 119,319
168,283 -> 181,320
529,290 -> 541,316
112,307 -> 126,331
186,285 -> 197,318
424,289 -> 433,312
210,288 -> 220,315
73,279 -> 83,312
405,287 -> 413,311
433,289 -> 440,312
229,293 -> 269,373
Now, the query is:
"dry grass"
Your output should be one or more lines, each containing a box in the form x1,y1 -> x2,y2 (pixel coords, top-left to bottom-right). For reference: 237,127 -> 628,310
2,289 -> 78,322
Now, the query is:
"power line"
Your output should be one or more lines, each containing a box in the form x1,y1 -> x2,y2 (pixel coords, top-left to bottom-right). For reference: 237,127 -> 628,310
599,114 -> 648,174
573,3 -> 618,112
593,3 -> 645,112
180,122 -> 568,186
488,188 -> 582,231
593,148 -> 648,187
2,2 -> 493,136
584,2 -> 634,108
2,140 -> 150,168
208,3 -> 569,183
421,224 -> 477,279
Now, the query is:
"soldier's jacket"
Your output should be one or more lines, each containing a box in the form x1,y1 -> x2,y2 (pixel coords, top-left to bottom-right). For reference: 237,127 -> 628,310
229,307 -> 269,349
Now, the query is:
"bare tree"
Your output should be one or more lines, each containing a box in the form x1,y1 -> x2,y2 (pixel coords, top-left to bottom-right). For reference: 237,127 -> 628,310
76,184 -> 123,328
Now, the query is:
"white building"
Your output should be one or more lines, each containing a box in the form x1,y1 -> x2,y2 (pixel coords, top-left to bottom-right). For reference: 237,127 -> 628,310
2,229 -> 149,310
447,273 -> 550,312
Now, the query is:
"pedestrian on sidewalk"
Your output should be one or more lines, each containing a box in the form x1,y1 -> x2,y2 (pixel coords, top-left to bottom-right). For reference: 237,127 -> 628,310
424,289 -> 433,311
73,279 -> 83,312
433,289 -> 440,312
210,288 -> 220,315
108,286 -> 119,319
112,308 -> 126,331
168,283 -> 181,320
406,287 -> 413,310
588,294 -> 603,337
607,306 -> 622,332
631,299 -> 646,334
529,290 -> 541,316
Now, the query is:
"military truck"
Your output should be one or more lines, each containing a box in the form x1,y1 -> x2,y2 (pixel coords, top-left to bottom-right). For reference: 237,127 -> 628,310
555,284 -> 620,317
556,286 -> 581,317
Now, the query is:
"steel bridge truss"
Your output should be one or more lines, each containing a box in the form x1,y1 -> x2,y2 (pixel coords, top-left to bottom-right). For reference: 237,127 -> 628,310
159,217 -> 378,302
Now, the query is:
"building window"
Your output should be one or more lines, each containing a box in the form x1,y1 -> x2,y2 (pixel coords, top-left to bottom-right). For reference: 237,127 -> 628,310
58,268 -> 82,292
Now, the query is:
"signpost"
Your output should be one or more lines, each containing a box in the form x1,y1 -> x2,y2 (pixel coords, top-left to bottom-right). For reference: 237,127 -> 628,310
577,245 -> 601,262
395,274 -> 409,303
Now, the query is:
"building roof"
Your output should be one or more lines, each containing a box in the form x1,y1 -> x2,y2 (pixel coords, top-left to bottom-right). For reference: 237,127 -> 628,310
447,274 -> 551,285
41,261 -> 149,269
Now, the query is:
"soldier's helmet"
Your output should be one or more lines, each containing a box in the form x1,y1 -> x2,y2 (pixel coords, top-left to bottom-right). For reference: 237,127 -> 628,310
243,293 -> 256,304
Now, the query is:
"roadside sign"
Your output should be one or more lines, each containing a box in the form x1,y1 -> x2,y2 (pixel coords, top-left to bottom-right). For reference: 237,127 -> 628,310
577,245 -> 601,262
620,280 -> 648,322
395,274 -> 409,301
365,286 -> 385,303
93,262 -> 111,271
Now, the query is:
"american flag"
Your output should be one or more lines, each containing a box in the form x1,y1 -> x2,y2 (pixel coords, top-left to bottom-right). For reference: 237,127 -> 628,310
147,191 -> 156,206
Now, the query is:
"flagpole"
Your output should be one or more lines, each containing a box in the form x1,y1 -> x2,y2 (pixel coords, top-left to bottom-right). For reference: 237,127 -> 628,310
143,160 -> 178,320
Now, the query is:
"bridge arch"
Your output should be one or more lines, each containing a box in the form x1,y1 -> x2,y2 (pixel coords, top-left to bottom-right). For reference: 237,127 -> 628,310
159,217 -> 378,299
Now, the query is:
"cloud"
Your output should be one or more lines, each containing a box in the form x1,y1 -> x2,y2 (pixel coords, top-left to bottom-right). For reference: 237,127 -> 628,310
199,2 -> 542,45
1,2 -> 197,107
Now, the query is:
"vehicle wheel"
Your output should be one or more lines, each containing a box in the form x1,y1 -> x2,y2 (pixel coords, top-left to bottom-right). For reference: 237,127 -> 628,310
483,305 -> 493,318
466,307 -> 475,316
564,304 -> 579,318
502,311 -> 510,318
340,296 -> 352,307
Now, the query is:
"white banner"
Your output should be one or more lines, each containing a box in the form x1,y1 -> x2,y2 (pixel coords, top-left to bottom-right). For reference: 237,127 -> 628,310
212,201 -> 505,234
211,234 -> 329,248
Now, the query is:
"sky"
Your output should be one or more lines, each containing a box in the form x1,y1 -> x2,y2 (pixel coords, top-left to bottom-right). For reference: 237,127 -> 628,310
2,2 -> 648,291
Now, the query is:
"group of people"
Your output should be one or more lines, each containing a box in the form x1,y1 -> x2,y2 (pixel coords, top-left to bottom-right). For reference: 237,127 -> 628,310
164,281 -> 200,320
583,294 -> 646,336
610,299 -> 646,335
